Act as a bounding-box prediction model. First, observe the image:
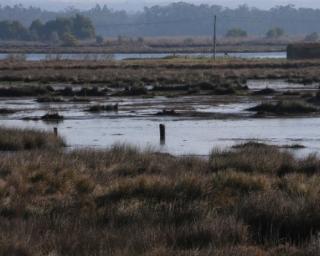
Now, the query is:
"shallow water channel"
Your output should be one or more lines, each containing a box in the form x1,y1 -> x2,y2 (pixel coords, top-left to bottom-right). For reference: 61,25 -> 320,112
0,51 -> 286,61
0,79 -> 320,156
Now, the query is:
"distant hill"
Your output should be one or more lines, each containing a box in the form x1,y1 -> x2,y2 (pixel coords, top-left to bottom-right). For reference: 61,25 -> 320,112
0,3 -> 320,37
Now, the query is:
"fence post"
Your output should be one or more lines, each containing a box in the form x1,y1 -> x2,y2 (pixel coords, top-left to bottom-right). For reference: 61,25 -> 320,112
159,124 -> 165,144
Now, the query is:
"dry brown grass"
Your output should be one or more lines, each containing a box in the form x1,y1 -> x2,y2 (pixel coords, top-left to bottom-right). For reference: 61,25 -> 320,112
0,133 -> 319,255
0,37 -> 287,54
0,58 -> 320,86
0,127 -> 65,151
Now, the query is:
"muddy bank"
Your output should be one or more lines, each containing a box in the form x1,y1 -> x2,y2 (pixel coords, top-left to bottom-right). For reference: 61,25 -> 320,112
0,43 -> 286,54
1,58 -> 320,86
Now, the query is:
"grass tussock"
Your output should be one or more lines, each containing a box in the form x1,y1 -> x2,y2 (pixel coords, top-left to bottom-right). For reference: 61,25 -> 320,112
211,142 -> 320,175
0,127 -> 65,151
0,136 -> 319,255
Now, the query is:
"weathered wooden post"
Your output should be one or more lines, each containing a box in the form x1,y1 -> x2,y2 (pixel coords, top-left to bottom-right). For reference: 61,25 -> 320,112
159,124 -> 165,144
54,127 -> 58,137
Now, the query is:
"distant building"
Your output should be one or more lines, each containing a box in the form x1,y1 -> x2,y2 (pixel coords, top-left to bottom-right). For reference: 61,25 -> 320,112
287,43 -> 320,59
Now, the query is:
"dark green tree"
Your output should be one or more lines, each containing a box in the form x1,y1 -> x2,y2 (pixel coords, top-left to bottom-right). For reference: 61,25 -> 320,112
266,27 -> 285,38
72,14 -> 95,39
0,20 -> 30,40
96,35 -> 104,44
42,17 -> 73,39
29,19 -> 43,40
226,28 -> 248,38
61,32 -> 78,46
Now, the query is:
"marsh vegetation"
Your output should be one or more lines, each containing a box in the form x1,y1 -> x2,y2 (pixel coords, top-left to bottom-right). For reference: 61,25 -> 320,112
0,58 -> 319,88
0,56 -> 320,254
0,128 -> 319,255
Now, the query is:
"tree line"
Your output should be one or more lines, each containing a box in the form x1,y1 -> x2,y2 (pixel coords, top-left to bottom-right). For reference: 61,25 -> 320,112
225,27 -> 285,39
0,14 -> 95,44
0,3 -> 320,37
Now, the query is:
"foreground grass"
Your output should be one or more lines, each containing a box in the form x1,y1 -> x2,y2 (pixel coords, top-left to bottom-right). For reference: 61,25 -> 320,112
0,130 -> 319,255
0,127 -> 65,151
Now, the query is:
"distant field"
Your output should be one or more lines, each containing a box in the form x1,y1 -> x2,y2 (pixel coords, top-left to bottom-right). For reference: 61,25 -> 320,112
0,58 -> 319,85
0,37 -> 291,54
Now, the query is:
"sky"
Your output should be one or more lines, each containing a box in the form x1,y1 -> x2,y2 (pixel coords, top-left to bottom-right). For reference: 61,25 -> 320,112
1,0 -> 320,11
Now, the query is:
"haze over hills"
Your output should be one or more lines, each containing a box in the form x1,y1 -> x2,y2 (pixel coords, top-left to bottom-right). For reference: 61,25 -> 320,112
1,0 -> 320,11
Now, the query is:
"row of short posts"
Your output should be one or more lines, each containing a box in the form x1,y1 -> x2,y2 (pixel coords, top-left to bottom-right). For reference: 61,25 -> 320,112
53,124 -> 166,144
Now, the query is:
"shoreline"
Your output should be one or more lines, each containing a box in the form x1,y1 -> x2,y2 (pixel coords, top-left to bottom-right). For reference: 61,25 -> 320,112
0,46 -> 286,55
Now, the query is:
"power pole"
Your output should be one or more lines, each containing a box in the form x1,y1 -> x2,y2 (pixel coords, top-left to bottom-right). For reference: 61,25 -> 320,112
213,15 -> 217,60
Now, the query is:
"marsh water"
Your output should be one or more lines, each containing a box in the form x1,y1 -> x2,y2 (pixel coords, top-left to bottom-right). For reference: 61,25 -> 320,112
0,79 -> 320,156
2,117 -> 320,156
0,51 -> 287,61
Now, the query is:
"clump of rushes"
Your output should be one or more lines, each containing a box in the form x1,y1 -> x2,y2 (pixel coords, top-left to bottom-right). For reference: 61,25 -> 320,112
87,104 -> 118,112
307,91 -> 320,105
114,86 -> 148,96
77,87 -> 106,97
0,108 -> 17,115
212,86 -> 236,95
155,109 -> 180,116
0,86 -> 49,97
69,97 -> 91,103
252,88 -> 276,95
247,100 -> 318,115
41,112 -> 64,121
36,97 -> 65,103
0,127 -> 65,150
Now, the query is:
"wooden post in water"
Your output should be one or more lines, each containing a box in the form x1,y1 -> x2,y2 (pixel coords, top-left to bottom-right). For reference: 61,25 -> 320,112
54,127 -> 58,137
159,124 -> 165,144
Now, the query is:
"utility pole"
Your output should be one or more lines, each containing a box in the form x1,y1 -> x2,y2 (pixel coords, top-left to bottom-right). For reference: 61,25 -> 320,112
213,15 -> 217,60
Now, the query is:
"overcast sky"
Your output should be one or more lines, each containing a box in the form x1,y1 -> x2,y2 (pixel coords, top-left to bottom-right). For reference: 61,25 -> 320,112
1,0 -> 320,11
